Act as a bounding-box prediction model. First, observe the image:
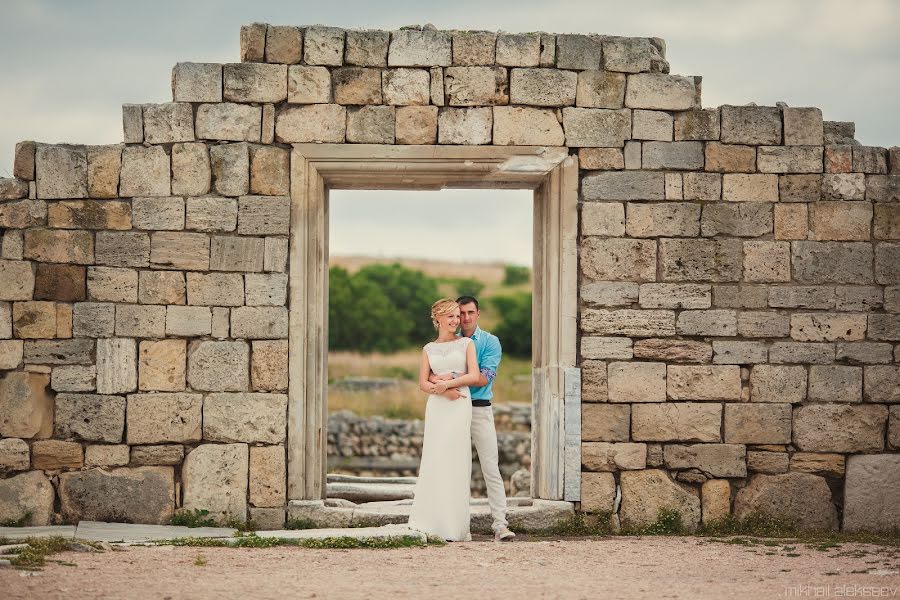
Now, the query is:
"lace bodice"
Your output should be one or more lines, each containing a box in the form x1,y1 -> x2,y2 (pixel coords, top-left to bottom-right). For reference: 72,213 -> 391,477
424,337 -> 471,376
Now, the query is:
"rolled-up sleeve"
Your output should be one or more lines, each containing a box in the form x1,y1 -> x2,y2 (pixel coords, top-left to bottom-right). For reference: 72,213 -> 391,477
479,336 -> 502,383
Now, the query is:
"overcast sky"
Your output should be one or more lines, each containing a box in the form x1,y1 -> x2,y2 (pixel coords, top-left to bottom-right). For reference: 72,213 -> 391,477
2,0 -> 898,264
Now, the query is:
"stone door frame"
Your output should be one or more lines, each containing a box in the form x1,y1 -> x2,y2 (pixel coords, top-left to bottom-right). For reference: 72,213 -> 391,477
287,144 -> 579,501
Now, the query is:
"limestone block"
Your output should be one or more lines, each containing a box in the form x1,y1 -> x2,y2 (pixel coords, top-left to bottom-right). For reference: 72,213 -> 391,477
237,196 -> 290,236
223,63 -> 287,103
24,339 -> 93,365
32,439 -> 83,469
347,106 -> 395,144
71,302 -> 114,337
251,339 -> 288,392
676,310 -> 737,337
701,479 -> 730,524
47,199 -> 131,230
581,472 -> 616,513
388,29 -> 451,67
240,23 -> 266,62
0,178 -> 29,201
757,146 -> 823,174
582,442 -> 646,471
721,285 -> 774,310
774,204 -> 808,240
510,68 -> 576,106
793,403 -> 887,452
165,305 -> 212,337
34,264 -> 86,304
210,143 -> 250,197
122,103 -> 144,143
863,365 -> 900,402
445,66 -> 508,106
195,103 -> 261,143
574,70 -> 625,109
581,282 -> 638,306
712,340 -> 767,364
664,444 -> 746,478
825,145 -> 852,173
892,407 -> 900,449
0,198 -> 46,229
94,232 -> 149,268
743,240 -> 790,282
131,197 -> 185,232
345,30 -> 389,67
562,108 -> 631,147
790,313 -> 866,343
0,438 -> 30,471
792,242 -> 873,284
395,105 -> 438,145
619,469 -> 701,532
35,145 -> 88,199
747,451 -> 789,474
24,228 -> 94,265
287,66 -> 332,103
782,107 -> 823,145
874,204 -> 900,240
437,107 -> 492,145
722,174 -> 778,202
581,360 -> 608,401
701,204 -> 772,238
142,103 -> 194,144
631,110 -> 672,141
659,238 -> 742,282
230,306 -> 288,339
0,340 -> 23,370
675,108 -> 720,141
50,365 -> 95,392
185,197 -> 238,234
204,392 -> 287,443
581,238 -> 656,282
186,271 -> 244,306
249,445 -> 286,508
638,284 -> 709,311
119,147 -> 170,199
667,365 -> 740,401
276,105 -> 346,143
876,243 -> 900,284
733,472 -> 837,530
843,455 -> 900,532
582,309 -> 675,337
303,26 -> 345,66
581,337 -> 633,360
430,66 -> 445,105
582,403 -> 630,442
582,171 -> 664,201
172,62 -> 222,103
641,142 -> 703,170
607,361 -> 666,402
0,371 -> 52,438
375,69 -> 427,106
188,340 -> 249,391
704,142 -> 755,174
54,393 -> 125,442
130,444 -> 184,466
83,444 -> 129,467
723,403 -> 791,444
260,25 -> 301,64
0,471 -> 55,526
788,453 -> 845,479
767,286 -> 832,310
853,146 -> 888,174
84,267 -> 135,304
114,304 -> 165,339
625,202 -> 700,238
769,342 -> 834,364
492,106 -> 564,146
245,273 -> 288,307
210,235 -> 265,272
632,339 -> 712,363
333,67 -> 383,105
581,202 -> 625,237
14,140 -> 36,181
808,202 -> 872,241
555,34 -> 603,70
602,37 -> 653,73
136,271 -> 184,306
148,232 -> 209,271
138,339 -> 186,392
183,443 -> 250,523
58,466 -> 175,525
625,74 -> 698,111
867,175 -> 900,203
0,301 -> 10,338
12,301 -> 57,339
125,392 -> 202,445
836,342 -> 893,364
720,105 -> 781,145
86,144 -> 122,199
822,173 -> 865,200
0,260 -> 34,301
631,402 -> 721,442
579,148 -> 624,170
453,31 -> 496,67
95,337 -> 137,394
489,33 -> 540,67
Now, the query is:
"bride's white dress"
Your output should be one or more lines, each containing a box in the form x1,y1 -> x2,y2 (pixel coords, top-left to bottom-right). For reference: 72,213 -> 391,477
407,336 -> 473,542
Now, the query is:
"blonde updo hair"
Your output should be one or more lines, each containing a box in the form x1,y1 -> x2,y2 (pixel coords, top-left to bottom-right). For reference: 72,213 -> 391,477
430,298 -> 459,330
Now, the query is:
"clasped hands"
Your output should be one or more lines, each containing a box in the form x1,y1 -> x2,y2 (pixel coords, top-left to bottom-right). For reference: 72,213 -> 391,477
426,372 -> 466,400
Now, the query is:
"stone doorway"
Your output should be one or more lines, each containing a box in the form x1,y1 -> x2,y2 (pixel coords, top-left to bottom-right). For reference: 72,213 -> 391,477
286,144 -> 580,503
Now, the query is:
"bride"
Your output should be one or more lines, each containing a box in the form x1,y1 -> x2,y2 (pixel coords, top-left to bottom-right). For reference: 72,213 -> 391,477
407,298 -> 481,541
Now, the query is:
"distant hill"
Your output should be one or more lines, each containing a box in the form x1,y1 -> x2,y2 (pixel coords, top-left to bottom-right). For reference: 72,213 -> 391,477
330,255 -> 517,285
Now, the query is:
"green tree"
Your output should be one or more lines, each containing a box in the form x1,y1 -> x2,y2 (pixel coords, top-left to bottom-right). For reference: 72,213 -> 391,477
503,264 -> 530,286
443,277 -> 485,298
354,263 -> 440,343
491,292 -> 532,358
329,267 -> 410,352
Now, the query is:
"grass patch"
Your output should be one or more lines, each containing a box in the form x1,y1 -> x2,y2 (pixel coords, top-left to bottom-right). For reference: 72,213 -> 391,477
635,508 -> 685,536
170,509 -> 217,528
7,537 -> 102,570
513,512 -> 614,537
194,554 -> 207,566
284,517 -> 319,530
162,533 -> 430,550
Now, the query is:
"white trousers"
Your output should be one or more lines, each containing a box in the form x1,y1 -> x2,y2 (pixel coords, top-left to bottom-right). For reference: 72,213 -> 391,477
471,405 -> 509,532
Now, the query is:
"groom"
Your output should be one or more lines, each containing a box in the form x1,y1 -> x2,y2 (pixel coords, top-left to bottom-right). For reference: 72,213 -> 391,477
430,295 -> 515,542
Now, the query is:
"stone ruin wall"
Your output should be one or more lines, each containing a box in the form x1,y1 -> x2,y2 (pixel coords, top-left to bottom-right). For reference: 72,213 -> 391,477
0,23 -> 897,532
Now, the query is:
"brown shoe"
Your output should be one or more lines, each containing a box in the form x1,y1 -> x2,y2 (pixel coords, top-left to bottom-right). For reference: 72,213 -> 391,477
494,525 -> 515,542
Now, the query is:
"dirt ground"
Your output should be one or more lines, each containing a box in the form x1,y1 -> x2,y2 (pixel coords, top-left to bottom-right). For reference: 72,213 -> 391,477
3,535 -> 898,600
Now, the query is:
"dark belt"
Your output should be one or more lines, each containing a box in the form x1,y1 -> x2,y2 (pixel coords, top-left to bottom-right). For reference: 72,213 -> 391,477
471,399 -> 491,407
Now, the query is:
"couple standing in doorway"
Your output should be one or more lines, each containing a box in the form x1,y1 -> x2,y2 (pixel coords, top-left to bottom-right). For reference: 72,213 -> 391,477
407,296 -> 516,543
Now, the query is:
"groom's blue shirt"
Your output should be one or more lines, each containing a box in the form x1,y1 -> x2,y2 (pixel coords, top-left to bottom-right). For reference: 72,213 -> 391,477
458,326 -> 502,405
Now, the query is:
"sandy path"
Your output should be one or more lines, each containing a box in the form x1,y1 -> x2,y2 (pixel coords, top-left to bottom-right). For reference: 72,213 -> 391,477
3,536 -> 898,600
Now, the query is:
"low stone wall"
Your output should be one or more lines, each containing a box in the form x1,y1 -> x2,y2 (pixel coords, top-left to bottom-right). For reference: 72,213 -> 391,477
327,407 -> 531,496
